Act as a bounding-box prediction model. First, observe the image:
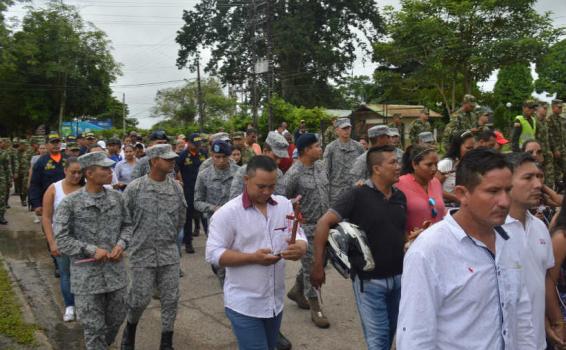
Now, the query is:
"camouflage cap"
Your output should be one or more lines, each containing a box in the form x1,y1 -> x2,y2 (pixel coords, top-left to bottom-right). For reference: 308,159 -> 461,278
31,135 -> 45,145
387,128 -> 400,137
523,99 -> 538,108
67,142 -> 80,150
231,131 -> 245,139
265,131 -> 289,158
463,94 -> 477,104
552,99 -> 563,106
368,125 -> 389,138
145,144 -> 178,160
19,139 -> 29,145
476,106 -> 493,115
85,132 -> 96,139
78,151 -> 114,168
418,131 -> 435,143
335,117 -> 352,129
211,132 -> 231,142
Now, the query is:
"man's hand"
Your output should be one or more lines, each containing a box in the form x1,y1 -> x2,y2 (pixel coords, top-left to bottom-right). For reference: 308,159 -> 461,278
93,248 -> 109,262
34,207 -> 43,216
311,263 -> 325,289
354,180 -> 364,188
252,248 -> 281,266
281,240 -> 307,261
108,245 -> 124,262
48,240 -> 60,257
546,321 -> 565,348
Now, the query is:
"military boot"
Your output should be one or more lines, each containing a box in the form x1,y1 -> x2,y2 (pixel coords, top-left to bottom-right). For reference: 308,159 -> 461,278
120,322 -> 138,350
159,331 -> 174,350
0,216 -> 7,225
309,298 -> 330,328
286,277 -> 310,310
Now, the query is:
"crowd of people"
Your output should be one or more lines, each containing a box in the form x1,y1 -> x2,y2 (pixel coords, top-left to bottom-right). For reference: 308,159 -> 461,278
1,94 -> 566,350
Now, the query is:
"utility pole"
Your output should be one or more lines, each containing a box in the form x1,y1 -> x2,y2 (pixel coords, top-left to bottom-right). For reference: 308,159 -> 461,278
122,93 -> 126,136
58,72 -> 67,136
266,0 -> 274,131
196,54 -> 205,133
249,0 -> 258,128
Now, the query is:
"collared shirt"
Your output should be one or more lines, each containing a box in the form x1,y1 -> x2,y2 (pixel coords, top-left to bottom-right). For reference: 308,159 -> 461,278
205,193 -> 307,318
502,212 -> 554,350
397,210 -> 536,350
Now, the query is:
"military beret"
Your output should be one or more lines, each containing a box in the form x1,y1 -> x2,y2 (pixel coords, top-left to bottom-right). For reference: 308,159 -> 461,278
78,151 -> 114,168
145,144 -> 178,160
335,118 -> 352,129
296,133 -> 318,152
265,131 -> 289,159
211,140 -> 232,156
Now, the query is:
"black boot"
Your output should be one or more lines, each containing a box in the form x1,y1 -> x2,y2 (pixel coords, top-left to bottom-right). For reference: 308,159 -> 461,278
185,242 -> 195,254
159,331 -> 174,350
0,217 -> 7,225
120,322 -> 138,350
276,331 -> 292,350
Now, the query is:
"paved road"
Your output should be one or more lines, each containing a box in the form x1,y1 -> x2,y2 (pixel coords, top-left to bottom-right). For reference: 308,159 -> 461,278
0,195 -> 365,349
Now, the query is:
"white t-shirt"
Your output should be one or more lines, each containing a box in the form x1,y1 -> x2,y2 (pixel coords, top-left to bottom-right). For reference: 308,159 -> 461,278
502,212 -> 554,350
437,158 -> 456,193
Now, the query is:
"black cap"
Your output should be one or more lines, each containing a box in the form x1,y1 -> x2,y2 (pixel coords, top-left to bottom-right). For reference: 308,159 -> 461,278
296,133 -> 318,152
149,130 -> 168,141
107,138 -> 121,146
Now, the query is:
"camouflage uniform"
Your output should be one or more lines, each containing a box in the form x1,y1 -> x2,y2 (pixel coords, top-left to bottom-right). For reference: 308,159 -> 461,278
535,117 -> 555,187
388,122 -> 405,148
323,138 -> 364,206
284,160 -> 329,299
323,124 -> 336,147
131,155 -> 176,180
15,145 -> 33,205
548,111 -> 566,181
5,142 -> 16,204
0,144 -> 11,220
229,164 -> 285,199
122,174 -> 187,332
194,162 -> 240,218
240,145 -> 256,165
350,151 -> 368,184
442,109 -> 478,150
409,119 -> 431,145
53,187 -> 132,350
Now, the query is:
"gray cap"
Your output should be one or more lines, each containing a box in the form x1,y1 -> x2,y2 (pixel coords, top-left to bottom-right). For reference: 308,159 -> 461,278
145,144 -> 178,160
211,132 -> 231,142
418,131 -> 435,143
368,125 -> 389,138
552,99 -> 563,106
335,117 -> 352,129
388,128 -> 400,137
265,131 -> 289,159
78,151 -> 115,168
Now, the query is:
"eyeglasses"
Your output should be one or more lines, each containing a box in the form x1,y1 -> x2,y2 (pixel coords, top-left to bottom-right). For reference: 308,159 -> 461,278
428,197 -> 438,218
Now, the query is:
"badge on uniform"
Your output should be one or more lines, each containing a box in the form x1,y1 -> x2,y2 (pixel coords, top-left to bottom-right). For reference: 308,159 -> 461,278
213,144 -> 221,153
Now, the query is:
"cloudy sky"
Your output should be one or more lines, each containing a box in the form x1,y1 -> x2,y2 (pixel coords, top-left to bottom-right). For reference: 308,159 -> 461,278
6,0 -> 566,128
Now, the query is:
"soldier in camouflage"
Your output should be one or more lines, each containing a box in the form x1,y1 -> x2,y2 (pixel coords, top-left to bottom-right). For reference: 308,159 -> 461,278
54,151 -> 132,350
323,118 -> 364,206
121,144 -> 186,350
0,138 -> 11,224
229,131 -> 288,199
534,102 -> 555,187
350,125 -> 393,184
284,133 -> 330,329
131,130 -> 170,180
442,95 -> 478,151
476,106 -> 494,133
387,113 -> 405,149
232,131 -> 255,164
323,117 -> 337,147
198,132 -> 233,174
409,109 -> 432,145
15,139 -> 33,206
548,99 -> 565,183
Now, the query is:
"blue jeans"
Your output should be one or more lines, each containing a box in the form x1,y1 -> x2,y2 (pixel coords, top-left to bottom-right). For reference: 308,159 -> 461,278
54,255 -> 74,307
225,308 -> 282,350
352,274 -> 401,350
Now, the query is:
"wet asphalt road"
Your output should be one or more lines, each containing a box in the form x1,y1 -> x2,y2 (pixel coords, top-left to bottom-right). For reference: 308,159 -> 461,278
0,195 -> 365,349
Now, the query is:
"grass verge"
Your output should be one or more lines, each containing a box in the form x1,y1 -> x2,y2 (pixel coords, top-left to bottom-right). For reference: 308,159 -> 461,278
0,259 -> 36,345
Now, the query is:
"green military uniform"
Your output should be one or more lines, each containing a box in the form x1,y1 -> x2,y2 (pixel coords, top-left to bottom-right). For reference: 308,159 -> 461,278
443,95 -> 478,150
409,119 -> 431,145
14,140 -> 33,206
535,117 -> 555,187
0,139 -> 12,223
323,124 -> 336,147
547,99 -> 566,182
388,121 -> 405,148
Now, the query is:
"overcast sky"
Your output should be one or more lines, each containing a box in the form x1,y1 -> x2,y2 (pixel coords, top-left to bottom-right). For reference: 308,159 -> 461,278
6,0 -> 566,128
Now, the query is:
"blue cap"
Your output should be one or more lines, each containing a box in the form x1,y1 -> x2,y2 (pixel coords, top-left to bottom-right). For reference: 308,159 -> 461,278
296,133 -> 318,152
211,140 -> 232,156
188,133 -> 203,144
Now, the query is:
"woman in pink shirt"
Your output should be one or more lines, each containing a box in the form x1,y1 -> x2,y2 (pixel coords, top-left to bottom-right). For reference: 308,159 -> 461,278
396,145 -> 445,235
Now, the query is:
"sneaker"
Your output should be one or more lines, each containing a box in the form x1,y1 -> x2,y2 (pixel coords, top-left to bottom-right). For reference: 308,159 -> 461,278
309,298 -> 330,328
287,282 -> 310,310
33,215 -> 40,224
63,306 -> 75,322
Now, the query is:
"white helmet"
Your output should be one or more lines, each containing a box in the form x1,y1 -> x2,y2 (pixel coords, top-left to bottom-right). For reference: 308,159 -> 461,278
327,222 -> 375,279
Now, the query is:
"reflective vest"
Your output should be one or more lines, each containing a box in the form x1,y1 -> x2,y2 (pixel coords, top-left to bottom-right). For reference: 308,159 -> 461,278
516,115 -> 536,147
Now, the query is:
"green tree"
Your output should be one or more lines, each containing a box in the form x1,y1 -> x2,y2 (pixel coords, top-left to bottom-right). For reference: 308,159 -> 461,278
0,1 -> 122,134
151,78 -> 237,125
492,62 -> 533,130
535,39 -> 566,100
176,1 -> 383,108
373,0 -> 560,112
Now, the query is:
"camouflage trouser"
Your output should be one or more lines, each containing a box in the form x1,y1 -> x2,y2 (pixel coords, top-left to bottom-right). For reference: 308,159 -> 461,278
0,174 -> 6,217
296,224 -> 317,299
75,287 -> 127,350
15,172 -> 28,202
127,264 -> 180,332
543,154 -> 556,188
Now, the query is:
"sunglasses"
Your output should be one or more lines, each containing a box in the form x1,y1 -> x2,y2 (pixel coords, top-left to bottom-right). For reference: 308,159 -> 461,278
428,197 -> 438,218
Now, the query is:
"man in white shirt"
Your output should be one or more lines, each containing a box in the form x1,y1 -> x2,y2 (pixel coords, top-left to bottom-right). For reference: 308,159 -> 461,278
397,148 -> 536,349
205,156 -> 307,349
502,152 -> 554,349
